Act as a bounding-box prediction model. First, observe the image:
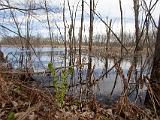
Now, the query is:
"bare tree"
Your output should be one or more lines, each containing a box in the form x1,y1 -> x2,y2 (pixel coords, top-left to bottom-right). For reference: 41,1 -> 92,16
63,0 -> 67,68
105,18 -> 112,78
44,0 -> 54,63
133,0 -> 140,53
132,0 -> 140,98
119,0 -> 124,57
145,17 -> 160,115
78,0 -> 84,111
87,0 -> 94,86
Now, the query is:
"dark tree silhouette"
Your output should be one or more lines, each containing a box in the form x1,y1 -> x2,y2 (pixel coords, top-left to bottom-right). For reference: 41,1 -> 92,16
145,17 -> 160,113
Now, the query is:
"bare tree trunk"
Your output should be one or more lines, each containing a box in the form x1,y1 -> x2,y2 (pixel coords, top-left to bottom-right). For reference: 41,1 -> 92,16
133,0 -> 140,97
79,0 -> 84,111
8,4 -> 24,69
44,0 -> 54,63
105,19 -> 112,77
119,0 -> 123,57
106,19 -> 112,53
26,2 -> 32,73
63,0 -> 67,68
67,0 -> 74,67
145,17 -> 160,113
133,0 -> 140,53
67,0 -> 76,91
87,0 -> 94,86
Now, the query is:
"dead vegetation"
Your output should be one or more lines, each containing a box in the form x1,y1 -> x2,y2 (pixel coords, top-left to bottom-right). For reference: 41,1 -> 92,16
0,71 -> 158,120
0,0 -> 160,120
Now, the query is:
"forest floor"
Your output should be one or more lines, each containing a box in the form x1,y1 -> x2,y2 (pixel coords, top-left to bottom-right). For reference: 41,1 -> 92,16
0,71 -> 158,120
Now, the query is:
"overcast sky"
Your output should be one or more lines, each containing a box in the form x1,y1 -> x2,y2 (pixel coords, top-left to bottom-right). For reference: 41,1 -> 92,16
0,0 -> 160,38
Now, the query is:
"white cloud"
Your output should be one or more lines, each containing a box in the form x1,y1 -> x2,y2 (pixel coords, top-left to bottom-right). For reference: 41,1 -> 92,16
0,0 -> 159,38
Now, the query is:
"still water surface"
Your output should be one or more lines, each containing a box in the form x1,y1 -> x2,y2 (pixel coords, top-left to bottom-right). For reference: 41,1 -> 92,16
1,47 -> 147,105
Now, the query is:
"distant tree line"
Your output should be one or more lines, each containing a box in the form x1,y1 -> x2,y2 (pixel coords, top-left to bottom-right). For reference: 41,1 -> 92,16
0,35 -> 60,47
0,30 -> 156,48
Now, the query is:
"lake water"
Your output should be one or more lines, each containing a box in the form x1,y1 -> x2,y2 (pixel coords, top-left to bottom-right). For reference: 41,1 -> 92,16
1,46 -> 148,105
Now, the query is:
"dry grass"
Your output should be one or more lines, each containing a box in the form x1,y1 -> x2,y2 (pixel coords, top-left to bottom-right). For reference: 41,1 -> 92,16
0,72 -> 111,120
0,71 -> 158,120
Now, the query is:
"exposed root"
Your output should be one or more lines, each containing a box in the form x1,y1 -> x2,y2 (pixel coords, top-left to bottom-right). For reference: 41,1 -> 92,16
113,96 -> 154,120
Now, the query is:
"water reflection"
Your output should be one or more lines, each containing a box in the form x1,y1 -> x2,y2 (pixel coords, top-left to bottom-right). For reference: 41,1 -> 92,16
2,47 -> 148,105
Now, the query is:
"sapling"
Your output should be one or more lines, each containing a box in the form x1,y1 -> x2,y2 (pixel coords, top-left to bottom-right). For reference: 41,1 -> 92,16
48,62 -> 74,107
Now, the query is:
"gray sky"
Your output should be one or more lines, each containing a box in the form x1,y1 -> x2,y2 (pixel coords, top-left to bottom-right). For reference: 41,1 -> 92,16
52,0 -> 159,36
0,0 -> 160,37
